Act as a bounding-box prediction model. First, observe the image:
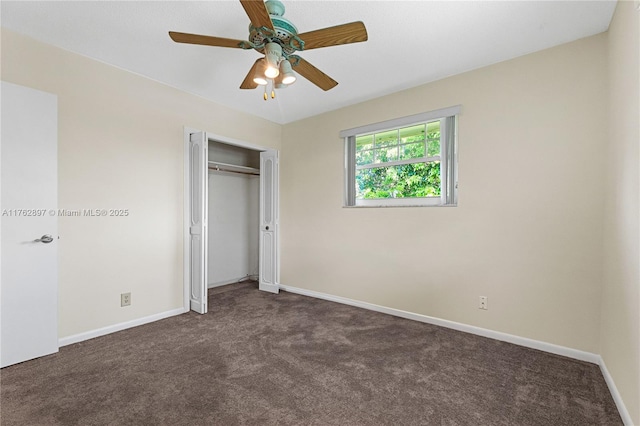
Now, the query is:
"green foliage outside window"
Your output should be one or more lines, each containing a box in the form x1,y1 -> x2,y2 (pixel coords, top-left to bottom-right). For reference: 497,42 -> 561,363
356,162 -> 441,199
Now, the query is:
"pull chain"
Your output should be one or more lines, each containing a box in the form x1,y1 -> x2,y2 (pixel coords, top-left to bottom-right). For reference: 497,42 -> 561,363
262,80 -> 277,101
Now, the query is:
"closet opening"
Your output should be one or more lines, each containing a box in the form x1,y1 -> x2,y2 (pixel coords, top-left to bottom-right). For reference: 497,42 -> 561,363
207,141 -> 260,289
183,128 -> 279,314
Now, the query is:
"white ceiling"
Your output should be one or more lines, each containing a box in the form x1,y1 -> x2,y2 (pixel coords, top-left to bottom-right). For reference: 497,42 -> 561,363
1,1 -> 617,124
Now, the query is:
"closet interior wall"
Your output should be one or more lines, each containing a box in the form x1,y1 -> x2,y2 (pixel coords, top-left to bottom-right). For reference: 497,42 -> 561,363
207,140 -> 260,287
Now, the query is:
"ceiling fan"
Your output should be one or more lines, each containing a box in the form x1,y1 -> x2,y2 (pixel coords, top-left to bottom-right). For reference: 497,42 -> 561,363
169,0 -> 368,99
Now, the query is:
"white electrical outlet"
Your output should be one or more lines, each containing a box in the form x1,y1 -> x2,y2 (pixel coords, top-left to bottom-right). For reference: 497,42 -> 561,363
479,296 -> 488,310
121,292 -> 131,307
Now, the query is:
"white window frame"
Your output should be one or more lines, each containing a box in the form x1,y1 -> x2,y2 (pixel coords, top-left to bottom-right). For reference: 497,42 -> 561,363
342,105 -> 460,208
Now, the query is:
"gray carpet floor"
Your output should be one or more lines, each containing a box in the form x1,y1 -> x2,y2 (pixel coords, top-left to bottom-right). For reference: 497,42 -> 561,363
1,281 -> 622,425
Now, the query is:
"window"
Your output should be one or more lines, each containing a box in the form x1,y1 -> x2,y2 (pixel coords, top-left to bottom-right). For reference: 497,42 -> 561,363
342,106 -> 460,207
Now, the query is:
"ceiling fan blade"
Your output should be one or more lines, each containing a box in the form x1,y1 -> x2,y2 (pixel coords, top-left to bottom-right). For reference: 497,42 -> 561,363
240,59 -> 262,89
240,0 -> 274,31
297,22 -> 368,50
288,57 -> 338,91
169,31 -> 247,49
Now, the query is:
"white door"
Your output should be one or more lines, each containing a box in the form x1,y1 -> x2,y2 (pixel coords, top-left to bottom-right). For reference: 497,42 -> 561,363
188,131 -> 208,313
259,150 -> 279,294
1,81 -> 58,368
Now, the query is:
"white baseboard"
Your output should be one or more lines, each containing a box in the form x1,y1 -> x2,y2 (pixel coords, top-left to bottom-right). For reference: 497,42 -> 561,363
208,278 -> 239,289
598,356 -> 634,425
208,276 -> 255,289
58,307 -> 186,347
279,284 -> 600,363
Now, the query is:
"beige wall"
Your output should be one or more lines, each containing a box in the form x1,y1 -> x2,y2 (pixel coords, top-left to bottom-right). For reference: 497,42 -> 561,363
1,29 -> 281,338
281,34 -> 608,353
601,1 -> 640,423
2,8 -> 638,421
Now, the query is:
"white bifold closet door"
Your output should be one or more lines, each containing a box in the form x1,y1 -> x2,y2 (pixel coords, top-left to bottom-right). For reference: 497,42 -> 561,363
188,131 -> 208,314
259,150 -> 279,294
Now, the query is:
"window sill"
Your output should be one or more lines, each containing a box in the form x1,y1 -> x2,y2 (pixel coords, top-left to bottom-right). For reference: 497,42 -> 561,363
343,203 -> 457,209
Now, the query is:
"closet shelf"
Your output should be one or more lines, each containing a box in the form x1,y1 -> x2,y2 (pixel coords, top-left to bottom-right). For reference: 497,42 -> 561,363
208,161 -> 260,176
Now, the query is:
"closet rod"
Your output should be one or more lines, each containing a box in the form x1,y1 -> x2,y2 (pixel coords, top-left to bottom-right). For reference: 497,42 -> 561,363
208,166 -> 259,176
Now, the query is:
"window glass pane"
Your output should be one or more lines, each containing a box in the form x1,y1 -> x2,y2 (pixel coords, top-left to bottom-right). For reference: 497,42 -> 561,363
426,121 -> 440,134
374,130 -> 398,147
426,121 -> 441,156
399,142 -> 425,160
356,149 -> 374,166
399,124 -> 425,143
355,161 -> 441,199
427,138 -> 440,157
374,146 -> 398,163
356,134 -> 373,151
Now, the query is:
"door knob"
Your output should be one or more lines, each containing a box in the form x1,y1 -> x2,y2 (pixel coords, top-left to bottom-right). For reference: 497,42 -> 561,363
35,234 -> 54,244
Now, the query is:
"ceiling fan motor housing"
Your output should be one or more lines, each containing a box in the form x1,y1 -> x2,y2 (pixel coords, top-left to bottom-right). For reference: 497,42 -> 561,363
248,0 -> 300,56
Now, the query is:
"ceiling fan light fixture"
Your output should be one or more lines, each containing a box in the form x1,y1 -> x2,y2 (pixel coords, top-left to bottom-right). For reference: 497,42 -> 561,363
274,73 -> 287,89
279,60 -> 296,85
282,74 -> 295,85
253,76 -> 268,85
264,65 -> 279,79
264,42 -> 282,78
252,59 -> 269,85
